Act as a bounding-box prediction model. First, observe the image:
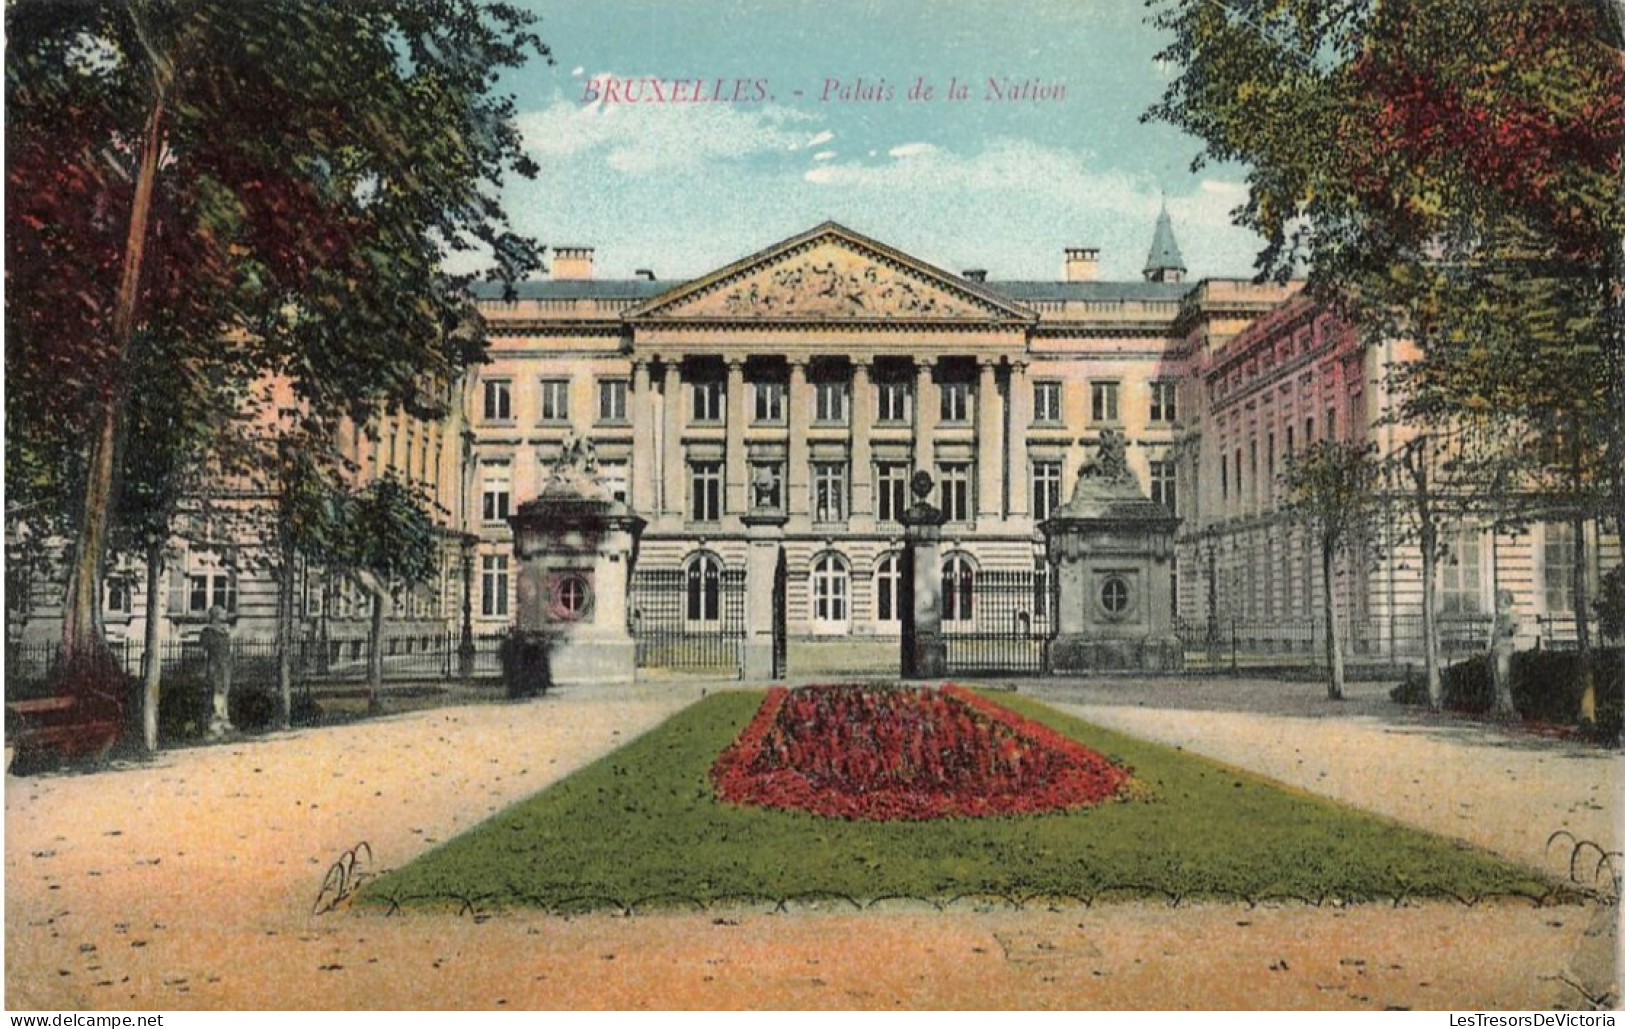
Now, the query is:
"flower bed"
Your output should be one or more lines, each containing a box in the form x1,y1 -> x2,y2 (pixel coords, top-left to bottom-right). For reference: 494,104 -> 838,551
710,684 -> 1135,820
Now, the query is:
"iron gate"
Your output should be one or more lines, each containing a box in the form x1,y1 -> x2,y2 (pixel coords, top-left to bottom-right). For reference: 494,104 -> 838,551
942,568 -> 1053,676
628,565 -> 747,676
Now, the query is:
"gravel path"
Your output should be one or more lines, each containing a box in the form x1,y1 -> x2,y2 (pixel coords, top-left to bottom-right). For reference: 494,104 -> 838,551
6,679 -> 1619,1010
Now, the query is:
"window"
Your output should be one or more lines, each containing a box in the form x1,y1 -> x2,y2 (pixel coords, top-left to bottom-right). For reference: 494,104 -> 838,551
1150,381 -> 1177,423
690,461 -> 722,522
876,379 -> 911,422
539,379 -> 570,422
1305,416 -> 1315,443
814,379 -> 849,424
749,461 -> 783,512
1033,562 -> 1051,620
1091,381 -> 1120,423
691,379 -> 723,423
810,553 -> 850,628
685,554 -> 722,622
940,381 -> 971,423
188,571 -> 237,615
552,576 -> 590,620
942,554 -> 974,622
1326,406 -> 1337,441
1221,453 -> 1229,500
481,463 -> 511,523
1150,460 -> 1176,515
598,461 -> 628,505
1100,575 -> 1131,615
480,555 -> 509,617
876,462 -> 910,523
1032,460 -> 1063,521
812,462 -> 846,522
105,578 -> 132,615
1033,381 -> 1062,423
1441,528 -> 1484,615
1543,523 -> 1578,613
875,553 -> 903,624
753,380 -> 785,423
597,379 -> 628,422
483,380 -> 511,421
1286,425 -> 1295,455
938,463 -> 972,523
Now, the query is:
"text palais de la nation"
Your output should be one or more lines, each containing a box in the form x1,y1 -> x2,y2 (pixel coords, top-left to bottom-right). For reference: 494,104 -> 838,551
578,75 -> 1066,105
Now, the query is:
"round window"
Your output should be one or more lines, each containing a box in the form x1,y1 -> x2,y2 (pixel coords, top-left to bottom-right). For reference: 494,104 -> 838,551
552,575 -> 592,620
1100,575 -> 1131,615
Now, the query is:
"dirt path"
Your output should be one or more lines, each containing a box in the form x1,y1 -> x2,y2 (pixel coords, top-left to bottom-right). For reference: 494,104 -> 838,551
6,682 -> 1619,1010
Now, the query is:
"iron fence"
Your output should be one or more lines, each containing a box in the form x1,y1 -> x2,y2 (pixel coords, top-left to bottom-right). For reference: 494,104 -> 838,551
5,631 -> 507,702
1175,613 -> 1499,672
628,567 -> 747,676
943,569 -> 1053,676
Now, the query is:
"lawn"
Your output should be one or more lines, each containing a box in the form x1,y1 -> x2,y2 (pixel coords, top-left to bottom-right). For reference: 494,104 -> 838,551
362,689 -> 1557,912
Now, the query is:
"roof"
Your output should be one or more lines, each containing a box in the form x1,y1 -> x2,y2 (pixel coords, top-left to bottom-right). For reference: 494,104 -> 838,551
1144,203 -> 1187,276
467,279 -> 675,301
990,280 -> 1194,303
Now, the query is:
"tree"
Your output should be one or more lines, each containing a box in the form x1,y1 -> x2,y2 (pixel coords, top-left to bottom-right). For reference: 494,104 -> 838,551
1281,441 -> 1380,700
6,1 -> 547,691
329,474 -> 439,713
1147,0 -> 1624,543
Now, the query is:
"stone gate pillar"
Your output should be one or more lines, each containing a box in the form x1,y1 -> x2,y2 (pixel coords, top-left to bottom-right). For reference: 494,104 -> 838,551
509,434 -> 645,690
899,471 -> 947,679
1042,430 -> 1182,673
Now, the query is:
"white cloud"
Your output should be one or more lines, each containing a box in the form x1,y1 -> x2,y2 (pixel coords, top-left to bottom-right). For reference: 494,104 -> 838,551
813,151 -> 837,161
517,88 -> 824,175
571,66 -> 584,76
888,142 -> 937,159
807,130 -> 835,147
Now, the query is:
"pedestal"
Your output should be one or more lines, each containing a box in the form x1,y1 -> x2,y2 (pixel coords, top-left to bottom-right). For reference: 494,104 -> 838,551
900,494 -> 947,680
743,513 -> 786,681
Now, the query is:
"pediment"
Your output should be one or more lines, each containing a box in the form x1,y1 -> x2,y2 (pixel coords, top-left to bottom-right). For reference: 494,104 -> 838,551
627,223 -> 1035,324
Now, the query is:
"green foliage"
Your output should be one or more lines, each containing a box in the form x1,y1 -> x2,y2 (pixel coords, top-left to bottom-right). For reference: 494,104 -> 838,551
1280,440 -> 1379,549
363,691 -> 1551,911
1392,649 -> 1624,738
332,473 -> 438,590
1595,565 -> 1625,641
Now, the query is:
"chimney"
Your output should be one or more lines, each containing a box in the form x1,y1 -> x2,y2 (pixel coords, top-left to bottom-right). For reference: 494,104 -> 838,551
1065,247 -> 1099,282
635,268 -> 656,281
551,246 -> 595,281
962,268 -> 988,283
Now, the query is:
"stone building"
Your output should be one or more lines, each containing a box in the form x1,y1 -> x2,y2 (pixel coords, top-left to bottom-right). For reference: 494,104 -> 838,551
463,217 -> 1293,673
1182,292 -> 1621,657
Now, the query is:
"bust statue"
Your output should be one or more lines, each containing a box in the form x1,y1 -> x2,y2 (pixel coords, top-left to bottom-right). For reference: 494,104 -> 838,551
910,470 -> 934,502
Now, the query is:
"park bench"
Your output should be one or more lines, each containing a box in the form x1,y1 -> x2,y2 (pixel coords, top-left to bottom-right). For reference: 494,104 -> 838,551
6,693 -> 122,772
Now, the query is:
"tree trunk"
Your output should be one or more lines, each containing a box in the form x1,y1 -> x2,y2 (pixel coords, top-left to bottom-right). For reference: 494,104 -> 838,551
367,583 -> 385,714
1420,518 -> 1445,711
1573,513 -> 1596,725
275,533 -> 295,731
1322,537 -> 1344,700
60,64 -> 170,669
140,540 -> 164,753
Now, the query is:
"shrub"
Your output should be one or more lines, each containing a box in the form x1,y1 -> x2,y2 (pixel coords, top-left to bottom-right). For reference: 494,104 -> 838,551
1392,647 -> 1623,740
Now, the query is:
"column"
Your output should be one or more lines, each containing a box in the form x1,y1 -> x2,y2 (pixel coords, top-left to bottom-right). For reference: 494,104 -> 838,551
1009,359 -> 1030,518
662,359 -> 683,519
913,358 -> 937,480
976,358 -> 1002,519
630,360 -> 654,513
725,358 -> 747,515
850,359 -> 873,517
900,497 -> 947,679
787,358 -> 810,517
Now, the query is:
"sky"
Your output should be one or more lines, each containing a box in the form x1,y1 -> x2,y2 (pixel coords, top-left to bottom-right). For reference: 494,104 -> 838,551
492,0 -> 1266,284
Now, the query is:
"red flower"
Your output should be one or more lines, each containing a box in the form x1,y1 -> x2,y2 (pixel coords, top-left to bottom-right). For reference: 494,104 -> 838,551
711,684 -> 1134,821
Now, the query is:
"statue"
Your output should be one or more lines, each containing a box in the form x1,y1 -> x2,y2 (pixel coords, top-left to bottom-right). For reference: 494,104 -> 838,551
547,431 -> 601,489
200,605 -> 234,737
1489,588 -> 1518,708
751,463 -> 781,510
1064,429 -> 1139,509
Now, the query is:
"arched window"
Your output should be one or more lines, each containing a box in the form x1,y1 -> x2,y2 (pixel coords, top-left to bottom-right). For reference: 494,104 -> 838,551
685,553 -> 723,622
810,552 -> 850,631
874,552 -> 903,624
942,554 -> 975,623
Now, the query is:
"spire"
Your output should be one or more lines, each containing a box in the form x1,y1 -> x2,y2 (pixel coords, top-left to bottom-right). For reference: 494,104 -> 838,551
1143,198 -> 1186,283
